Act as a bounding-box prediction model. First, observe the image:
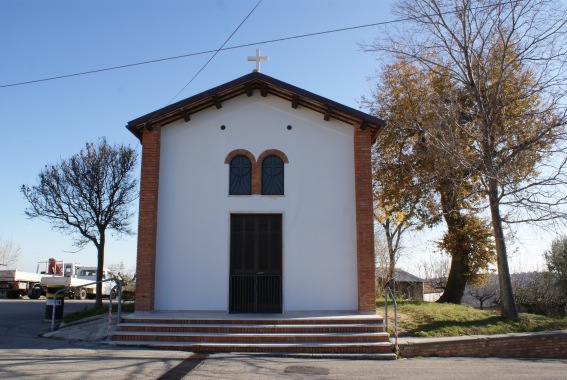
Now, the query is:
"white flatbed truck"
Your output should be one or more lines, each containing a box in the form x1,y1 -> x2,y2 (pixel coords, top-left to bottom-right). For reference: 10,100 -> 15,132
41,265 -> 116,300
1,259 -> 116,300
0,270 -> 44,299
0,259 -> 75,299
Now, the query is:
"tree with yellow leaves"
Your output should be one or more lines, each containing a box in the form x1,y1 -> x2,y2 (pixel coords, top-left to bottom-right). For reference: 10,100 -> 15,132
364,0 -> 567,320
364,56 -> 495,304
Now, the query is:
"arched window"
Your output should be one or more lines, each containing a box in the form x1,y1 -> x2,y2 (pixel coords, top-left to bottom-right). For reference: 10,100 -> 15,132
262,155 -> 284,195
229,155 -> 251,195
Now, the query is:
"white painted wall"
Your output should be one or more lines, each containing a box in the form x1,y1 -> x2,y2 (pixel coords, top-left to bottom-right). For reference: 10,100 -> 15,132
154,93 -> 358,311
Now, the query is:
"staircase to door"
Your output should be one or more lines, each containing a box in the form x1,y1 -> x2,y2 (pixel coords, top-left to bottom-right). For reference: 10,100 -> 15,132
112,313 -> 394,357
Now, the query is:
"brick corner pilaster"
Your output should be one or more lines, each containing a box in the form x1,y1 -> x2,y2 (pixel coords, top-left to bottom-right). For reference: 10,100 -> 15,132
135,126 -> 161,312
354,128 -> 376,312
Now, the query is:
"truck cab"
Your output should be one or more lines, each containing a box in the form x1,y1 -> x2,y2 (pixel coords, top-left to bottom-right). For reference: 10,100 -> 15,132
63,263 -> 81,278
76,267 -> 116,297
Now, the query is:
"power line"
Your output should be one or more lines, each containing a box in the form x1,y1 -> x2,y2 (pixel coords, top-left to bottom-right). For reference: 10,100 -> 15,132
0,19 -> 400,89
161,0 -> 263,109
0,0 -> 521,89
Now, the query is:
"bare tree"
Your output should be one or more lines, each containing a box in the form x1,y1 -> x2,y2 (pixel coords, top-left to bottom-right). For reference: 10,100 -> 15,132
375,230 -> 390,297
512,271 -> 567,317
21,138 -> 138,308
468,274 -> 499,310
364,0 -> 567,321
0,237 -> 21,269
419,253 -> 450,290
375,224 -> 415,297
374,214 -> 412,289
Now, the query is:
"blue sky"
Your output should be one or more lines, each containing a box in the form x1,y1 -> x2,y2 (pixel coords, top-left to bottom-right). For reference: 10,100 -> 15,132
0,0 -> 548,274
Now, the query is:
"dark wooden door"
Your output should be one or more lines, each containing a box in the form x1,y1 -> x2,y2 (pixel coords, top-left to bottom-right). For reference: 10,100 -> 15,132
229,214 -> 282,313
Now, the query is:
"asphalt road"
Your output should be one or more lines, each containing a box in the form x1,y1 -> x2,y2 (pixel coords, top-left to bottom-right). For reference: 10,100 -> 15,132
0,298 -> 92,349
0,298 -> 190,378
0,299 -> 566,379
186,355 -> 567,379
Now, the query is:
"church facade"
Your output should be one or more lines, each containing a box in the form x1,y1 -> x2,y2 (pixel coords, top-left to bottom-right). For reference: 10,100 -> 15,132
127,72 -> 384,314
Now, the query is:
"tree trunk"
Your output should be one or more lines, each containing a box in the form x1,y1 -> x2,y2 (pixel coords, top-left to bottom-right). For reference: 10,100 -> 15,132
387,239 -> 396,285
488,179 -> 519,321
95,232 -> 105,308
436,184 -> 468,304
437,250 -> 467,303
384,220 -> 397,295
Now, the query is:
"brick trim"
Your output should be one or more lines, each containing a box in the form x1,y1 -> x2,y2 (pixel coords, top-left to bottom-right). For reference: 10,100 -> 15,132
354,128 -> 376,312
224,149 -> 256,164
257,149 -> 289,164
135,126 -> 161,312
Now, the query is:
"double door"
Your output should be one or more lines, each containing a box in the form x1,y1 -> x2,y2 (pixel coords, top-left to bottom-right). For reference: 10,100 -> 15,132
229,214 -> 282,313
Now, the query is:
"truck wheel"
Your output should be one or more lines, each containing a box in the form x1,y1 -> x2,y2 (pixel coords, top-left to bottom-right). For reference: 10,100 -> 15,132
29,286 -> 42,299
74,288 -> 87,300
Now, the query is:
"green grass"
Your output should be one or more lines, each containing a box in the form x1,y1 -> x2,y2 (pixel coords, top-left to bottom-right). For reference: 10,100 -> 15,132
377,300 -> 567,338
63,302 -> 135,324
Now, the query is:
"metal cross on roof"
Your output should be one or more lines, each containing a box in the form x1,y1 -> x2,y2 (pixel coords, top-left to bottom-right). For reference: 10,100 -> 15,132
247,48 -> 268,72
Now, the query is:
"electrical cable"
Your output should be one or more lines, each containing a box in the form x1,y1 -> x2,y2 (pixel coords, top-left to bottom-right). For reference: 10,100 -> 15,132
0,20 -> 391,89
0,0 -> 522,89
163,0 -> 263,107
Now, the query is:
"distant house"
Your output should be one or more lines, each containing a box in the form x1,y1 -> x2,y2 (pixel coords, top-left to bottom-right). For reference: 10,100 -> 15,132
423,282 -> 443,302
377,269 -> 426,301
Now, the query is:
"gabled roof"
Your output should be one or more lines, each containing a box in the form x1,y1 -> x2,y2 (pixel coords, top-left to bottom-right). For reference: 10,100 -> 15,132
377,269 -> 425,283
126,71 -> 385,140
393,269 -> 425,283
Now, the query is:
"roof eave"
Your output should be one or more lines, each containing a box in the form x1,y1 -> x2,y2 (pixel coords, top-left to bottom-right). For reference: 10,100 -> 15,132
126,72 -> 385,141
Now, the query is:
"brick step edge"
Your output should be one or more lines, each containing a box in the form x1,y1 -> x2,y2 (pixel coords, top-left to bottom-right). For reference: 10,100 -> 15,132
118,323 -> 386,332
112,333 -> 390,343
118,322 -> 386,331
113,331 -> 390,338
121,318 -> 385,326
108,340 -> 394,354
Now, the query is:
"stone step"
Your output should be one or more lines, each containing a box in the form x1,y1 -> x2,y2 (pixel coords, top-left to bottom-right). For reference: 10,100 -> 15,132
120,317 -> 385,326
109,340 -> 394,354
113,331 -> 390,344
113,314 -> 393,354
117,322 -> 386,334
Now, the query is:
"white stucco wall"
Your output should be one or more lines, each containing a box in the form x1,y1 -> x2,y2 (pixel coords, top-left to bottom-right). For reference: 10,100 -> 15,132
154,93 -> 358,311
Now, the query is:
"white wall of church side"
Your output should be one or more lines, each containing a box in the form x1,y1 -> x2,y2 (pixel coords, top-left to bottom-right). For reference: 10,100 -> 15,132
154,93 -> 358,311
